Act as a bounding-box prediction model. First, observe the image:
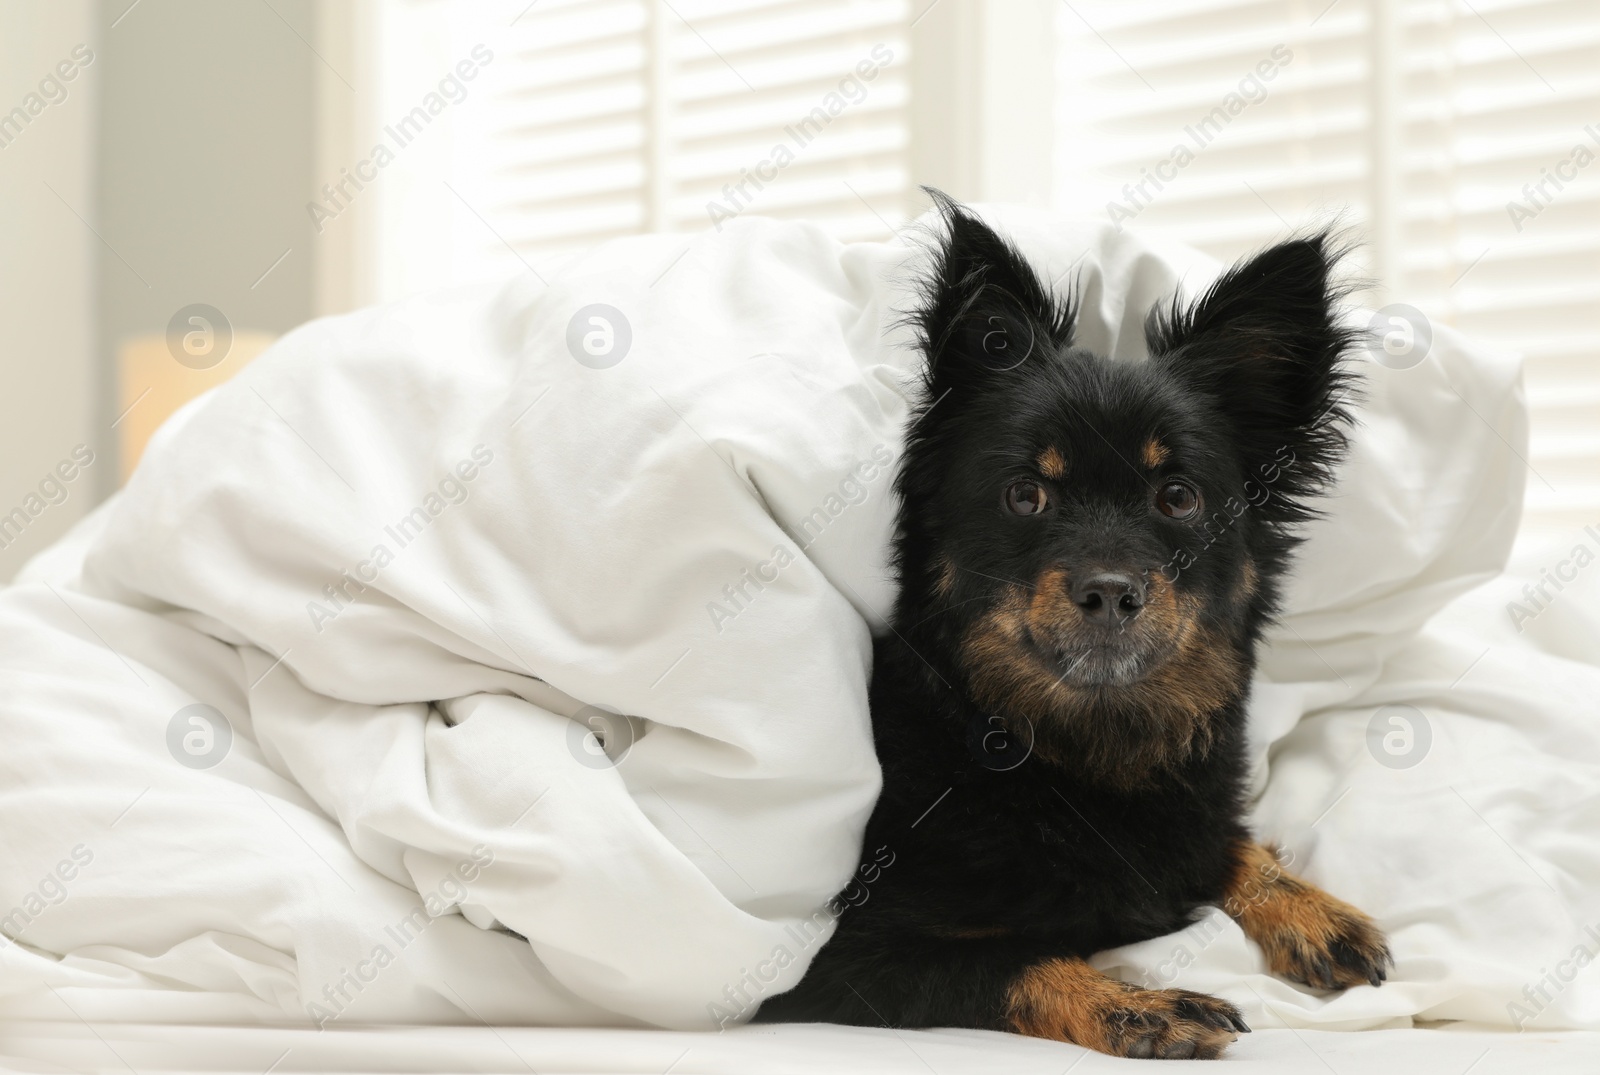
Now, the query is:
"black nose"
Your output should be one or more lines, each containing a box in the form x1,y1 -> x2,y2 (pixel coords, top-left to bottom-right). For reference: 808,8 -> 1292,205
1071,572 -> 1145,625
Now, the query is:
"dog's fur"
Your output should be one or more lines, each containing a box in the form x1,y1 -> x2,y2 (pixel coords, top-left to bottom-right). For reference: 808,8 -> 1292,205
753,194 -> 1391,1059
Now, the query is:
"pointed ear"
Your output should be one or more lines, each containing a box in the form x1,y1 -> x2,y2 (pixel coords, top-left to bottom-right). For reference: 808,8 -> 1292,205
913,190 -> 1075,398
1146,231 -> 1360,514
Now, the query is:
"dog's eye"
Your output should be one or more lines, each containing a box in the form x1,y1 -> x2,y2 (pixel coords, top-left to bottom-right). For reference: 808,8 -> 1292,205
1004,481 -> 1049,516
1156,481 -> 1201,520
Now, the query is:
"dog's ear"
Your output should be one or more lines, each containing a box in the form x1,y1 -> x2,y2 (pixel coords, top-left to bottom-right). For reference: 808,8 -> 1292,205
1146,232 -> 1359,519
914,190 -> 1075,399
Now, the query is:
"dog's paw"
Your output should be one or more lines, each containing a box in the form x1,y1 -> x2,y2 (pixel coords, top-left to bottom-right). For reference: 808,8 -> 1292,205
1225,842 -> 1393,990
1256,895 -> 1392,990
1007,959 -> 1247,1059
1092,988 -> 1249,1060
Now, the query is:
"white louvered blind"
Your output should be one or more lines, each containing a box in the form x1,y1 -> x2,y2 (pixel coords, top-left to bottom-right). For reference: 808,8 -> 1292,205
361,0 -> 912,299
1053,0 -> 1600,550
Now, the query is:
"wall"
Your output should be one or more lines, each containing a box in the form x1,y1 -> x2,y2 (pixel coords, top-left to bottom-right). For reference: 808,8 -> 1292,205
94,0 -> 317,495
0,1 -> 98,578
911,0 -> 1055,207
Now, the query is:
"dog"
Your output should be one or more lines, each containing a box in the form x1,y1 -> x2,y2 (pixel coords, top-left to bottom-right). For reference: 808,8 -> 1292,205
753,194 -> 1391,1059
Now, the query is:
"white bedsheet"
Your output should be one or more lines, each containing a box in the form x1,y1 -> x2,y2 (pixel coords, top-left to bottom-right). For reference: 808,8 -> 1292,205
1,206 -> 1598,1053
5,1021 -> 1600,1074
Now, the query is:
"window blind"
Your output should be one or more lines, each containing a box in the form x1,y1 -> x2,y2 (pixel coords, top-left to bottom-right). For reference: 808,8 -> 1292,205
1053,0 -> 1600,548
360,0 -> 913,300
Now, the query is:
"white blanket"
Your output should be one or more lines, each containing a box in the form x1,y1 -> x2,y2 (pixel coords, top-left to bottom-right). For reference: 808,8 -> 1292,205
1,205 -> 1597,1040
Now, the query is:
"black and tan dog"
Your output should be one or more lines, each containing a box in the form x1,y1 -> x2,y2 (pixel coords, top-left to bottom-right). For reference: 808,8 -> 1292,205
755,195 -> 1391,1059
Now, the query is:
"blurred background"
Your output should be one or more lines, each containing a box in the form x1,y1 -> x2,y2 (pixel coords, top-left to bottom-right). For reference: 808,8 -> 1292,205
2,0 -> 1596,579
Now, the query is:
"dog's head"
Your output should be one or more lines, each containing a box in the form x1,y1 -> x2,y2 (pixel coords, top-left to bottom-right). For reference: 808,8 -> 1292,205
894,195 -> 1358,784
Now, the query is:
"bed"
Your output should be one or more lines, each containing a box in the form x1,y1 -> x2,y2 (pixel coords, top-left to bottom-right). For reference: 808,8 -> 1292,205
2,206 -> 1598,1070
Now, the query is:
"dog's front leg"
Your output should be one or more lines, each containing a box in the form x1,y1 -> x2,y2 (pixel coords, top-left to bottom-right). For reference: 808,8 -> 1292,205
1223,841 -> 1392,989
758,934 -> 1247,1059
1004,956 -> 1248,1059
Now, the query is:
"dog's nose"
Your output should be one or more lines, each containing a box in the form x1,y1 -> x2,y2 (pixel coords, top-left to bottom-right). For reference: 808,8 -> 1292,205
1071,572 -> 1145,625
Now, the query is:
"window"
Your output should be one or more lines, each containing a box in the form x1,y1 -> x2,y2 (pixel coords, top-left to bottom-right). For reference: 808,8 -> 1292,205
334,0 -> 912,302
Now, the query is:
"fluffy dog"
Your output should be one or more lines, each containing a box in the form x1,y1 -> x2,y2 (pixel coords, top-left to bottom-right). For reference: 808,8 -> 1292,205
754,195 -> 1391,1059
